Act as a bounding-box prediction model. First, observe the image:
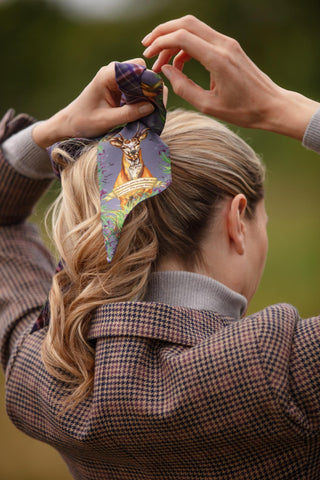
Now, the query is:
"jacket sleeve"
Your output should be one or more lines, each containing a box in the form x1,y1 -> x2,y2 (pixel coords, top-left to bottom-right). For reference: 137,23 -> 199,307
302,106 -> 320,153
251,304 -> 320,433
0,110 -> 55,371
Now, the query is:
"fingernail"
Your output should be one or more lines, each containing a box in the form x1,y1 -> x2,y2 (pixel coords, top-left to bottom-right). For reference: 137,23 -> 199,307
161,65 -> 173,79
141,33 -> 151,45
139,103 -> 154,114
143,47 -> 151,57
152,59 -> 159,72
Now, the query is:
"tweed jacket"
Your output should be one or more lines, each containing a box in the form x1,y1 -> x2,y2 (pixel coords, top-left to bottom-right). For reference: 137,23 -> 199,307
1,110 -> 320,480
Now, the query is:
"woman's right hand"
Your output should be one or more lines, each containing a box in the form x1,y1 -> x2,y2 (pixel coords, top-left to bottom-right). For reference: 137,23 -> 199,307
33,59 -> 155,149
142,15 -> 319,140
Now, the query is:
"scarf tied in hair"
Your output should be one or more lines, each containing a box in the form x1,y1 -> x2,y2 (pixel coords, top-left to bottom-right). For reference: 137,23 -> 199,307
31,62 -> 171,332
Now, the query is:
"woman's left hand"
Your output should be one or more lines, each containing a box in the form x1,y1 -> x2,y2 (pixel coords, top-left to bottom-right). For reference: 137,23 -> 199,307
33,59 -> 155,149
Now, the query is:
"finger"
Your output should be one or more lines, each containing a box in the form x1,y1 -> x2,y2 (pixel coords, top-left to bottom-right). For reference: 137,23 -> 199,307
95,59 -> 146,92
93,62 -> 121,98
161,65 -> 210,112
142,15 -> 223,47
152,49 -> 181,72
104,102 -> 155,129
173,51 -> 192,71
210,72 -> 216,91
122,57 -> 146,67
144,30 -> 216,71
163,85 -> 168,107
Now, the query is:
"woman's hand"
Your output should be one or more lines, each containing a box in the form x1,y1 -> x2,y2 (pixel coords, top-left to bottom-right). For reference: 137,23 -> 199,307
142,15 -> 319,140
33,59 -> 155,149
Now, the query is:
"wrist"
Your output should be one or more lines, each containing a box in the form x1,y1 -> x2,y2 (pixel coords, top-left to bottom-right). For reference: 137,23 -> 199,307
259,88 -> 320,140
32,109 -> 70,149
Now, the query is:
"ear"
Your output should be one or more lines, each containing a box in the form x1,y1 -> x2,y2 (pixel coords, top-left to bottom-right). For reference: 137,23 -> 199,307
227,194 -> 247,255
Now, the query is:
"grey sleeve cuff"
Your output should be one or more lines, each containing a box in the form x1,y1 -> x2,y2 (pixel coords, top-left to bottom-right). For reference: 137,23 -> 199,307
302,107 -> 320,154
1,122 -> 55,179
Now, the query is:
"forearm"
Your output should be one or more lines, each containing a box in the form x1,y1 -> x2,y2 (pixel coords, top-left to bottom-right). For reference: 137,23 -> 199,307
0,222 -> 54,370
0,110 -> 53,225
0,111 -> 55,369
258,88 -> 320,142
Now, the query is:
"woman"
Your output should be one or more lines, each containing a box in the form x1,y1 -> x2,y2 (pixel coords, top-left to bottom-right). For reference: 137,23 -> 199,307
1,19 -> 320,480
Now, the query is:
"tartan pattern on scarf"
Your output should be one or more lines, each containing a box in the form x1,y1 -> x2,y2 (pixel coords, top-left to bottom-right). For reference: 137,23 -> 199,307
115,62 -> 166,134
1,111 -> 320,479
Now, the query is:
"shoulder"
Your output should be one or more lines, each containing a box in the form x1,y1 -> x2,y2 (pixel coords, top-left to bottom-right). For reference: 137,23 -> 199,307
244,303 -> 300,381
246,302 -> 300,346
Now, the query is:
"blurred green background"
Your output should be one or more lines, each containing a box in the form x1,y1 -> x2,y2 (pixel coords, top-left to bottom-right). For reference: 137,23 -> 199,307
0,0 -> 319,478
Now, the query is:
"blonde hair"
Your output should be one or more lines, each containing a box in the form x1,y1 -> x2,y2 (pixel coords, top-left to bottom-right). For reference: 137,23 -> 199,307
42,109 -> 265,408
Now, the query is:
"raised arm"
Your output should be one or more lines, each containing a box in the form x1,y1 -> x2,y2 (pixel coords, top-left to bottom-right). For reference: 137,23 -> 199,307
0,59 -> 154,370
142,15 -> 320,141
33,59 -> 154,149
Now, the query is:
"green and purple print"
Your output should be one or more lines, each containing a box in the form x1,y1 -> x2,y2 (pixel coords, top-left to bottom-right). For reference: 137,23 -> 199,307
49,62 -> 171,262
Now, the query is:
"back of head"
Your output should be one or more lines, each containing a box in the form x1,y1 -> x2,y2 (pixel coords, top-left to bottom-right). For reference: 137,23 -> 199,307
153,109 -> 264,266
44,108 -> 265,408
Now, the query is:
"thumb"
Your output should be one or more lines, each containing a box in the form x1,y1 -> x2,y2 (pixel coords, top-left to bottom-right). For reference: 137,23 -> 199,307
161,65 -> 207,110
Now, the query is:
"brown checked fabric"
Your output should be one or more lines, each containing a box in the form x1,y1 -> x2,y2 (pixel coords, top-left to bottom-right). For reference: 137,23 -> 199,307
1,111 -> 320,479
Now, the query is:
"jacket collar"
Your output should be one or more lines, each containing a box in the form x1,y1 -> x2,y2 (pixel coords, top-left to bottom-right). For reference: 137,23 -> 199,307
88,301 -> 235,346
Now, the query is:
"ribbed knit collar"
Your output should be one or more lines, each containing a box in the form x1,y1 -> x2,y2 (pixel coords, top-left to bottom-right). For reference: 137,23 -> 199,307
144,271 -> 247,320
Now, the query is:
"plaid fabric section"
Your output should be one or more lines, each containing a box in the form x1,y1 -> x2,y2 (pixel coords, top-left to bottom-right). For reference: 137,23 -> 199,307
116,62 -> 146,101
0,112 -> 55,370
87,301 -> 232,346
0,223 -> 53,370
285,314 -> 320,430
31,260 -> 63,333
0,112 -> 52,225
115,62 -> 166,135
5,299 -> 320,479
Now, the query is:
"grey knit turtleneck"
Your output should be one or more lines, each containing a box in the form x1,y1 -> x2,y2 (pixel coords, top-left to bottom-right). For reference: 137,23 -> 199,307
144,271 -> 247,319
303,107 -> 320,153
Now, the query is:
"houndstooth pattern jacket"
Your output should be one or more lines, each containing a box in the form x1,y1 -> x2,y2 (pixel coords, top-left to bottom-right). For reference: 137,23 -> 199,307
1,110 -> 320,479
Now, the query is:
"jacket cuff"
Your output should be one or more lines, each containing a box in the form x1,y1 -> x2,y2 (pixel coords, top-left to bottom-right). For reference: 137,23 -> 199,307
1,122 -> 55,180
302,107 -> 320,154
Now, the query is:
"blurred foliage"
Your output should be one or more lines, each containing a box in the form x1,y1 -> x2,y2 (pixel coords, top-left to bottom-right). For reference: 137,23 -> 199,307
0,0 -> 320,478
1,0 -> 320,118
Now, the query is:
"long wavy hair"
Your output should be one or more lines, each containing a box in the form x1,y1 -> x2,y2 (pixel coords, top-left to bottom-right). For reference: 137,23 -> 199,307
42,109 -> 265,408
